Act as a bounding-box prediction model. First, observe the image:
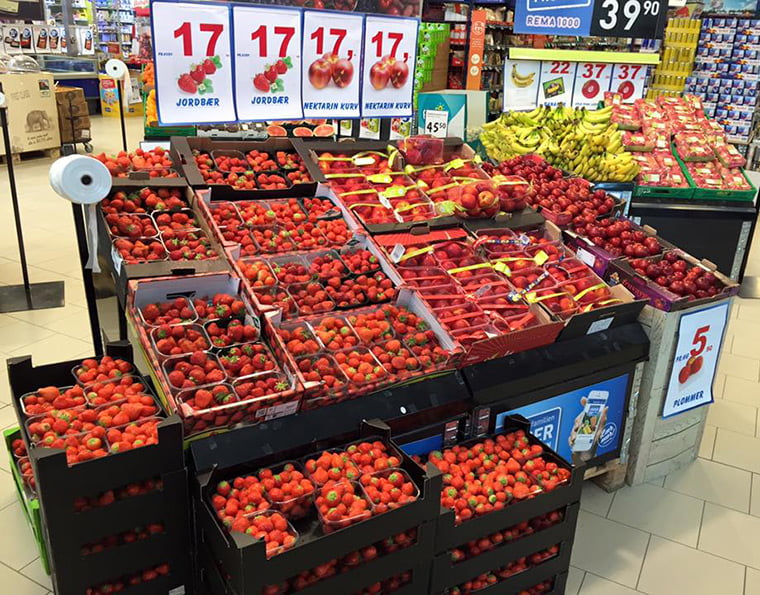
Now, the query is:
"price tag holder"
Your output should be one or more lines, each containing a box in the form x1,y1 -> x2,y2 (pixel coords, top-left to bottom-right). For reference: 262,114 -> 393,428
152,1 -> 236,125
504,59 -> 540,110
590,0 -> 667,39
572,62 -> 613,108
610,63 -> 648,101
423,109 -> 448,138
361,16 -> 418,118
232,5 -> 303,121
537,60 -> 576,106
301,10 -> 363,119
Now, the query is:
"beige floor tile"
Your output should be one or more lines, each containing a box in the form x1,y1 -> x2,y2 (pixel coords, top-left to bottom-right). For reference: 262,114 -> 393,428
664,457 -> 751,513
713,428 -> 760,474
7,302 -> 85,328
0,404 -> 22,431
566,566 -> 585,595
724,375 -> 760,407
719,354 -> 760,384
0,320 -> 55,356
19,558 -> 52,591
607,483 -> 704,547
746,567 -> 760,594
714,373 -> 727,399
581,481 -> 615,517
752,474 -> 760,518
731,325 -> 760,359
0,502 -> 43,570
44,309 -> 93,341
7,333 -> 92,366
579,574 -> 640,595
639,536 -> 745,595
699,502 -> 760,569
699,424 -> 717,459
647,476 -> 666,488
737,301 -> 760,323
707,400 -> 757,436
570,511 -> 650,588
0,469 -> 19,511
0,559 -> 48,595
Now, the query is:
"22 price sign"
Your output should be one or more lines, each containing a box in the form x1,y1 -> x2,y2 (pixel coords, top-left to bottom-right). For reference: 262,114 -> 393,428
232,5 -> 303,121
152,1 -> 236,125
590,0 -> 666,39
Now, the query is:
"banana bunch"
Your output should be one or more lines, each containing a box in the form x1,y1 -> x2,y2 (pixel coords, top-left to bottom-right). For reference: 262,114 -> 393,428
481,105 -> 638,182
510,65 -> 535,88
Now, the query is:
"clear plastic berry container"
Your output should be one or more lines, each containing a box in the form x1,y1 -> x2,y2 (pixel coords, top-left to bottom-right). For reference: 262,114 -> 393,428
316,481 -> 373,534
358,467 -> 420,514
81,374 -> 151,407
303,449 -> 361,486
207,201 -> 243,227
243,510 -> 299,558
259,461 -> 316,520
311,315 -> 361,352
162,352 -> 227,393
286,282 -> 335,317
346,312 -> 396,345
305,249 -> 349,281
211,149 -> 249,173
106,213 -> 160,239
150,323 -> 211,359
270,255 -> 312,285
175,383 -> 239,414
235,200 -> 277,228
217,342 -> 279,381
332,347 -> 388,388
151,208 -> 199,231
111,237 -> 168,264
252,286 -> 297,319
398,136 -> 444,165
138,296 -> 197,328
295,354 -> 348,403
232,372 -> 297,422
21,385 -> 86,417
370,340 -> 421,378
277,321 -> 322,358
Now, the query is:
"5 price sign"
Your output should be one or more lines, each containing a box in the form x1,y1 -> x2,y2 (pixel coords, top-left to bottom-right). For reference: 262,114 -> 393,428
232,5 -> 303,121
590,0 -> 666,39
151,1 -> 235,125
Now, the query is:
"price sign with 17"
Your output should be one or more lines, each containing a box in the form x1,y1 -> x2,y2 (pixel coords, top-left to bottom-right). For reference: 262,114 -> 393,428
152,1 -> 236,125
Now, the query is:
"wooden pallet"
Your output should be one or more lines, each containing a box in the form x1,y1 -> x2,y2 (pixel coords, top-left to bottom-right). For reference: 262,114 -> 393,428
584,458 -> 628,492
0,147 -> 60,164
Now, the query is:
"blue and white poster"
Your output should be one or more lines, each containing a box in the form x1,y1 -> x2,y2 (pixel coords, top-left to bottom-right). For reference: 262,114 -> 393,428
514,0 -> 594,37
496,373 -> 630,465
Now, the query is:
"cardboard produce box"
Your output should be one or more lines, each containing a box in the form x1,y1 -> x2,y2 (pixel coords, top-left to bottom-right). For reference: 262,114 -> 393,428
0,72 -> 60,156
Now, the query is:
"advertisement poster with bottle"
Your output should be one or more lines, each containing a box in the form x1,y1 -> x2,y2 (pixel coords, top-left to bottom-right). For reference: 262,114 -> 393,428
572,62 -> 613,108
361,15 -> 417,118
494,373 -> 631,466
302,10 -> 363,119
232,5 -> 303,121
663,302 -> 728,418
503,59 -> 540,110
152,1 -> 236,125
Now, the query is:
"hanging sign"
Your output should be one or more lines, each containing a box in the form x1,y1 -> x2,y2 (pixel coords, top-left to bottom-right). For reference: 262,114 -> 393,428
361,15 -> 418,118
610,63 -> 648,101
663,302 -> 728,418
572,62 -> 613,107
152,1 -> 236,125
504,59 -> 541,110
232,5 -> 303,121
537,60 -> 576,106
301,10 -> 364,120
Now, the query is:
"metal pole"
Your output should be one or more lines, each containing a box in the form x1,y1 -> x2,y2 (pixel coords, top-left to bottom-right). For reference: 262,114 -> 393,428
71,202 -> 104,355
0,104 -> 32,305
116,79 -> 128,153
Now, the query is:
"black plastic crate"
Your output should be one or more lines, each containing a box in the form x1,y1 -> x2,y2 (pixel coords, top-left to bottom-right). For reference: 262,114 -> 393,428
429,503 -> 579,593
6,344 -> 192,594
195,420 -> 441,593
436,542 -> 573,594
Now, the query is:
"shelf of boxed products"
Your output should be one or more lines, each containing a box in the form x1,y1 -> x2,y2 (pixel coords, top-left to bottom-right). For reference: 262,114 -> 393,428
6,342 -> 192,595
192,416 -> 579,595
614,94 -> 756,200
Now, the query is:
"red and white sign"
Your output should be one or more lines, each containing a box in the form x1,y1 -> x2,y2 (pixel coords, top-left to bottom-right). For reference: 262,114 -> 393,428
572,62 -> 613,108
152,1 -> 235,125
537,61 -> 576,106
232,5 -> 303,121
301,10 -> 363,119
610,63 -> 648,102
361,16 -> 418,118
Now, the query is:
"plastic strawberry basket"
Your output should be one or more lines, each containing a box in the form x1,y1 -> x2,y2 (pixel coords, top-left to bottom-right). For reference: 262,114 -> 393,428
194,420 -> 441,594
6,344 -> 192,595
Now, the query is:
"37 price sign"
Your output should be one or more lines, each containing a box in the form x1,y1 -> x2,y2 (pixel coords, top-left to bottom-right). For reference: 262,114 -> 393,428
610,63 -> 648,102
590,0 -> 666,39
152,1 -> 235,125
361,16 -> 418,118
572,62 -> 612,108
301,10 -> 363,119
232,5 -> 302,121
663,302 -> 729,418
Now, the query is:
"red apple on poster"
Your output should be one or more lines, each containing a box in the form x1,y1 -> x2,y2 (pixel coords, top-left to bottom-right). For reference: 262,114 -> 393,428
369,60 -> 390,89
389,57 -> 409,88
618,81 -> 634,100
582,80 -> 599,98
309,58 -> 332,89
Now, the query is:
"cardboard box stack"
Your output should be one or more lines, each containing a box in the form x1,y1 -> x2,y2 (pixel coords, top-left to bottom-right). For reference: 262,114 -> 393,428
54,86 -> 91,144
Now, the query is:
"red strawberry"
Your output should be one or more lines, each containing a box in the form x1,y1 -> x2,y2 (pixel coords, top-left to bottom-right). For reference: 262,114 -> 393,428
190,64 -> 206,83
265,65 -> 278,82
178,73 -> 197,94
253,74 -> 270,92
202,58 -> 217,74
275,59 -> 288,74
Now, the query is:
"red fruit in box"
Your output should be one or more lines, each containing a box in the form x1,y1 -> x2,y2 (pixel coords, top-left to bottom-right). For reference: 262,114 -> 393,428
237,201 -> 277,227
245,150 -> 277,172
154,210 -> 197,231
23,385 -> 86,416
108,418 -> 161,453
371,340 -> 420,377
257,173 -> 289,190
268,198 -> 307,223
180,384 -> 236,411
342,248 -> 380,275
113,237 -> 166,263
318,219 -> 350,246
304,450 -> 360,485
193,293 -> 247,321
316,481 -> 371,533
302,197 -> 339,219
288,282 -> 334,315
296,355 -> 346,391
105,213 -> 159,238
140,297 -> 195,326
347,311 -> 394,344
219,343 -> 276,379
313,317 -> 359,351
344,440 -> 400,473
259,463 -> 315,519
333,348 -> 387,385
75,356 -> 133,385
253,286 -> 295,316
234,373 -> 291,402
206,319 -> 259,348
238,259 -> 277,287
84,376 -> 150,407
309,251 -> 347,279
152,324 -> 209,356
273,260 -> 311,285
360,469 -> 418,513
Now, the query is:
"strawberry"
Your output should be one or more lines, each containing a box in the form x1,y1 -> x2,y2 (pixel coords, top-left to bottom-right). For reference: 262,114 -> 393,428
178,73 -> 197,94
275,59 -> 288,74
202,58 -> 217,74
190,64 -> 206,83
254,74 -> 270,92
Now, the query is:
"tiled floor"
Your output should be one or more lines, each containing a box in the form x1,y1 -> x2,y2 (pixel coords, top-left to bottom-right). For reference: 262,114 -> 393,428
0,116 -> 758,594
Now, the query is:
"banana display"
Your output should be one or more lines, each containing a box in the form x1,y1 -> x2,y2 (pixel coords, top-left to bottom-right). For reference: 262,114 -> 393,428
511,65 -> 535,89
481,105 -> 639,183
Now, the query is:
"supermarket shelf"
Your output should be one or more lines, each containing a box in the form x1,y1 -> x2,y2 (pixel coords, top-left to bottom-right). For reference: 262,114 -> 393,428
509,48 -> 661,65
631,196 -> 757,213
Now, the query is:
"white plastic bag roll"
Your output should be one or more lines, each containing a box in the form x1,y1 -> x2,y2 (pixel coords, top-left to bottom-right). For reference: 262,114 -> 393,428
105,58 -> 132,104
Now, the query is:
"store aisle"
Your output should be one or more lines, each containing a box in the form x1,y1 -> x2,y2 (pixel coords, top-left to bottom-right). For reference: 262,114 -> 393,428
0,116 -> 758,594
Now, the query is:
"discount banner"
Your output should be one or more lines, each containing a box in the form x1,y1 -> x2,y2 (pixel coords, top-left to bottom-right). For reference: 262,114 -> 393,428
232,5 -> 303,121
663,302 -> 728,418
301,10 -> 364,119
361,16 -> 417,118
152,1 -> 236,125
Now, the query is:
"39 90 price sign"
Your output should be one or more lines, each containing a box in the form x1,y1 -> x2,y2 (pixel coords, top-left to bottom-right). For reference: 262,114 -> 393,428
590,0 -> 666,39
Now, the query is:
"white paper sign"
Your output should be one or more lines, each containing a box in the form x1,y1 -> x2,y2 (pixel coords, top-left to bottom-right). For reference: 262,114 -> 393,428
152,1 -> 236,125
572,62 -> 613,108
361,16 -> 417,118
233,5 -> 303,121
302,10 -> 363,119
662,302 -> 729,418
504,59 -> 540,110
610,64 -> 648,102
538,60 -> 577,106
423,109 -> 448,138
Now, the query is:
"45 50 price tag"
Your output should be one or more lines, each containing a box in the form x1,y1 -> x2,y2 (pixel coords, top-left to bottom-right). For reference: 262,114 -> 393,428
590,0 -> 666,39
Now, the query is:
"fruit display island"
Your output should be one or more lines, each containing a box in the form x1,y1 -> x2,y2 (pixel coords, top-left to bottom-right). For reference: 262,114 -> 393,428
12,106 -> 743,594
